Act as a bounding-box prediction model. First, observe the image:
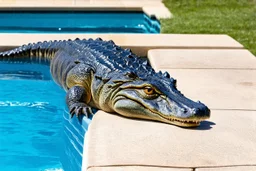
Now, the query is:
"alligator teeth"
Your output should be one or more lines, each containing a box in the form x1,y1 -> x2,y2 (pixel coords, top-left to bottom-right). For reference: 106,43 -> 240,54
166,117 -> 201,124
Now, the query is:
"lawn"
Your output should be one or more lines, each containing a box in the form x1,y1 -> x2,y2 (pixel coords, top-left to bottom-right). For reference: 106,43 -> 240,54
161,0 -> 256,55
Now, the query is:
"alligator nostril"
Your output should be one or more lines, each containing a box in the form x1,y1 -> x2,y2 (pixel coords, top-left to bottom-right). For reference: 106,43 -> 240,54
192,108 -> 200,115
192,106 -> 211,117
181,108 -> 187,113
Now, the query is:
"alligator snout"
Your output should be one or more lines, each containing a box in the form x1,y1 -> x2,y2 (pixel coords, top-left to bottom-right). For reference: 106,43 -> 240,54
191,104 -> 211,118
172,97 -> 211,120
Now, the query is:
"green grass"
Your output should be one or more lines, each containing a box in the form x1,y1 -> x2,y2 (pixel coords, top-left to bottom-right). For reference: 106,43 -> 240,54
161,0 -> 256,55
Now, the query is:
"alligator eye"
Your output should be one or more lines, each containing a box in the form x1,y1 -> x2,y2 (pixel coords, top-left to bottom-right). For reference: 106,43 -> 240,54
144,87 -> 155,95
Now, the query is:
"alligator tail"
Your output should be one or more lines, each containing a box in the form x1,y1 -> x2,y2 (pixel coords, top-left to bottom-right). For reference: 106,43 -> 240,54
0,40 -> 62,64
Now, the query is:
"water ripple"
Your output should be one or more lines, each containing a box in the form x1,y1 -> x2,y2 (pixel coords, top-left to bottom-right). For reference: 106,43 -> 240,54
42,168 -> 63,171
0,101 -> 49,109
0,70 -> 47,80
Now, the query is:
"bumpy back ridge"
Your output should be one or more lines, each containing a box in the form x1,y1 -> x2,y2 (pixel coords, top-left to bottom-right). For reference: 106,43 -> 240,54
0,38 -> 175,83
73,38 -> 157,78
0,40 -> 65,64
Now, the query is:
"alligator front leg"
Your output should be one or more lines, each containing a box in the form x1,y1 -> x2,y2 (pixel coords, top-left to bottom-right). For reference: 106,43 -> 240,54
66,86 -> 93,118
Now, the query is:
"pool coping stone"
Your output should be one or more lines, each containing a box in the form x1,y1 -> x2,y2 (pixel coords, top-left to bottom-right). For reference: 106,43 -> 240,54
148,49 -> 256,70
0,34 -> 244,57
157,69 -> 256,110
0,0 -> 172,19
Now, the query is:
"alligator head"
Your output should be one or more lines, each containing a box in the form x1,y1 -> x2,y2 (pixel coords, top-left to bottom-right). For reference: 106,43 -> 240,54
100,70 -> 210,127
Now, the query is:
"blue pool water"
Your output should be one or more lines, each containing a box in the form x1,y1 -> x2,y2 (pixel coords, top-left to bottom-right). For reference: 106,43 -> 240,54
0,63 -> 66,171
0,11 -> 160,33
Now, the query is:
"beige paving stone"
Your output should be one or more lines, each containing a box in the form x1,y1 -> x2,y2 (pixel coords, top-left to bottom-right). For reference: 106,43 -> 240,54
121,0 -> 163,6
143,5 -> 172,19
0,0 -> 163,6
0,34 -> 244,57
148,49 -> 256,70
196,166 -> 256,171
87,166 -> 192,171
0,0 -> 74,5
0,0 -> 171,19
160,69 -> 256,110
76,1 -> 125,6
0,2 -> 134,9
84,110 -> 256,169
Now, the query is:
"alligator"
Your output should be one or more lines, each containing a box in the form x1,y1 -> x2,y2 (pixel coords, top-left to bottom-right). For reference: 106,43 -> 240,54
0,38 -> 210,127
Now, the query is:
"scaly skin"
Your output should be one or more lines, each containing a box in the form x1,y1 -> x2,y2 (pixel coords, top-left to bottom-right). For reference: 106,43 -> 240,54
0,38 -> 210,127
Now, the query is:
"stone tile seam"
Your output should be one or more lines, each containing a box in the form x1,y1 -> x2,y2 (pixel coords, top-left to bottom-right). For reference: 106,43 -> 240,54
87,164 -> 256,170
0,46 -> 245,49
87,164 -> 193,170
134,46 -> 245,49
154,68 -> 256,70
0,6 -> 142,11
194,164 -> 256,170
211,109 -> 256,111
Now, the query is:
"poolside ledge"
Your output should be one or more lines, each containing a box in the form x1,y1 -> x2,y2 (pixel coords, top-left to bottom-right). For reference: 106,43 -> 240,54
0,0 -> 171,19
83,110 -> 256,171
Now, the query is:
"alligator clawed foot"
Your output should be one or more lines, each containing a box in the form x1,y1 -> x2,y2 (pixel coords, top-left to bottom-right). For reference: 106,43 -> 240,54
69,103 -> 93,119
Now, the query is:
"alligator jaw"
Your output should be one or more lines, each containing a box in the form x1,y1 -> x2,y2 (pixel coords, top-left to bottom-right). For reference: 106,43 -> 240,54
113,95 -> 210,127
158,114 -> 208,127
148,108 -> 209,127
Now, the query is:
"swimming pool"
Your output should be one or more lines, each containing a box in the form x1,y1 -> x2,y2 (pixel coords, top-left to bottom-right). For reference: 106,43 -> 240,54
0,60 -> 94,171
0,11 -> 160,33
0,63 -> 66,171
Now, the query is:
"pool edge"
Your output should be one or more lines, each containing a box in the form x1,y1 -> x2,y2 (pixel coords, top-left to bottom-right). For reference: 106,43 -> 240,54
0,1 -> 172,20
0,34 -> 245,57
